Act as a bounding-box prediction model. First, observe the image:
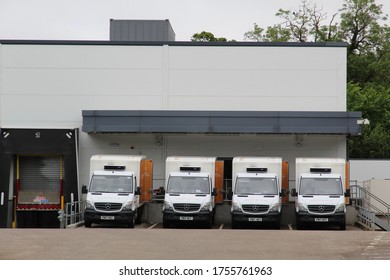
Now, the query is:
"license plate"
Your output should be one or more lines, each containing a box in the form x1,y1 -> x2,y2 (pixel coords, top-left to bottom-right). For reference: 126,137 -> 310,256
248,217 -> 262,222
101,216 -> 115,220
180,216 -> 193,221
314,218 -> 328,222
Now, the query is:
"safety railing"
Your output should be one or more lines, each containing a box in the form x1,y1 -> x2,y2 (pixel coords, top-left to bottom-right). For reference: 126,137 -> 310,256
350,184 -> 390,231
59,200 -> 86,228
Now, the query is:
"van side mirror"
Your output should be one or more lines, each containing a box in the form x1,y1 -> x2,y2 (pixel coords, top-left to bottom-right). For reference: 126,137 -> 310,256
291,188 -> 297,197
135,187 -> 141,195
82,185 -> 88,194
212,188 -> 217,197
345,189 -> 350,197
280,189 -> 289,197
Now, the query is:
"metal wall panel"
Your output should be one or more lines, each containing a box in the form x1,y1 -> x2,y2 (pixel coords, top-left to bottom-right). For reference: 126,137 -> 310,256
110,19 -> 175,41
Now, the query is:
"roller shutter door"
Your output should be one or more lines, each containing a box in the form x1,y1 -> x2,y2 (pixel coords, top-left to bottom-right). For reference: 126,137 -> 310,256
17,156 -> 62,209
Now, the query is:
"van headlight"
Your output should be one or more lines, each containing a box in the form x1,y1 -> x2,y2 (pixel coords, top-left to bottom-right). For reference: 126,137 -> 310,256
201,202 -> 211,211
232,202 -> 242,212
163,201 -> 173,210
86,200 -> 94,210
335,203 -> 346,213
298,203 -> 308,212
123,201 -> 133,210
269,203 -> 280,213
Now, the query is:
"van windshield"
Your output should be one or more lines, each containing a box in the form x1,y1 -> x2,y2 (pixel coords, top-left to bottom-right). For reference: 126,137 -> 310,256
300,178 -> 342,195
90,175 -> 133,193
167,176 -> 210,194
235,177 -> 277,195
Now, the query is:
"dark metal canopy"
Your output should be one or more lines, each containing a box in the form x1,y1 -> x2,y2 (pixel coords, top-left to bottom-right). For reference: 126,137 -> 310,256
82,110 -> 362,135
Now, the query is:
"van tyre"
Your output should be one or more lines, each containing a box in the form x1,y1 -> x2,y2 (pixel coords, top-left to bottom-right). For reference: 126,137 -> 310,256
128,215 -> 135,228
135,207 -> 143,224
205,217 -> 212,229
273,216 -> 281,229
163,216 -> 169,228
231,217 -> 240,229
296,219 -> 303,230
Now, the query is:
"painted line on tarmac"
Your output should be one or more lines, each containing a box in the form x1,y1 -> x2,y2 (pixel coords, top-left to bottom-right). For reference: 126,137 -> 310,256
219,224 -> 224,230
148,223 -> 158,229
288,224 -> 293,230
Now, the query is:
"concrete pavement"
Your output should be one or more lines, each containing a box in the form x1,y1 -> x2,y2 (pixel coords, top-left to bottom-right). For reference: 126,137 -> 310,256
1,225 -> 389,260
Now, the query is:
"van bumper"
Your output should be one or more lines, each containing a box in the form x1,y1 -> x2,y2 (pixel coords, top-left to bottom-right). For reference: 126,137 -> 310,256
163,210 -> 213,223
232,211 -> 281,223
84,209 -> 136,224
296,212 -> 346,224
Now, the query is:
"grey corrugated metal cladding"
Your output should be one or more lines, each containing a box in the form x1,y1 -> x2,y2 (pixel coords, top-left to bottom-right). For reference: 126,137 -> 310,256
109,19 -> 176,41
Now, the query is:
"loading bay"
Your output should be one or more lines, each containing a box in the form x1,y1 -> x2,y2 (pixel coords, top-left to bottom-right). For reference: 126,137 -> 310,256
1,223 -> 389,260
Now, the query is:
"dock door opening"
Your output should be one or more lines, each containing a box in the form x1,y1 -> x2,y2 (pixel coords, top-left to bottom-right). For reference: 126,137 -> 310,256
217,157 -> 232,202
15,155 -> 63,228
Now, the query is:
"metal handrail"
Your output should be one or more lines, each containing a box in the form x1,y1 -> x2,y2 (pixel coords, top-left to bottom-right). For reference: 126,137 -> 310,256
350,184 -> 390,230
63,201 -> 86,228
350,184 -> 390,212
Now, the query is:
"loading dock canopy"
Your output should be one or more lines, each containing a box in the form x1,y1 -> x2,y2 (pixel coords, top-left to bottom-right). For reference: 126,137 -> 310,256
82,110 -> 362,135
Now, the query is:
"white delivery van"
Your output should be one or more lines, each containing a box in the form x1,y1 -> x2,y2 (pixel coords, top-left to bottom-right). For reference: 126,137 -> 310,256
231,157 -> 286,229
163,156 -> 222,228
82,155 -> 152,228
291,158 -> 349,230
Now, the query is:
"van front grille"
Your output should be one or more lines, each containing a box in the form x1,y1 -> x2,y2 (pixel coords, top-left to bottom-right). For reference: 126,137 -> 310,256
95,202 -> 122,211
173,203 -> 200,212
242,204 -> 269,213
308,205 -> 335,213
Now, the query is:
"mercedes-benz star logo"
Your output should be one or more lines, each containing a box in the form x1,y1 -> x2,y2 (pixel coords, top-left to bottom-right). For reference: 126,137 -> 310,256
183,204 -> 190,211
319,205 -> 325,212
252,205 -> 259,212
105,203 -> 111,210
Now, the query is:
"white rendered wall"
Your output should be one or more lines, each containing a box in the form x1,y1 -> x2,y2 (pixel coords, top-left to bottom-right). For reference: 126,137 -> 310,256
350,160 -> 390,186
0,43 -> 348,193
0,43 -> 346,128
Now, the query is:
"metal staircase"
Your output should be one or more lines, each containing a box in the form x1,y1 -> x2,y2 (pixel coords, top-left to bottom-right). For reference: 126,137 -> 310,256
350,184 -> 390,231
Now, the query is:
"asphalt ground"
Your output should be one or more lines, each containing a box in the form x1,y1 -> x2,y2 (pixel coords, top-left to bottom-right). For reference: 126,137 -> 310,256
1,223 -> 390,260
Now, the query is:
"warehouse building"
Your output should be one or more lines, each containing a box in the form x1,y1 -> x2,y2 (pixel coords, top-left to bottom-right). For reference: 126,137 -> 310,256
0,21 -> 362,227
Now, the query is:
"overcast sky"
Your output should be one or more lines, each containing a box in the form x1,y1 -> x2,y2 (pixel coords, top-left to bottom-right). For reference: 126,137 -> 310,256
0,0 -> 389,41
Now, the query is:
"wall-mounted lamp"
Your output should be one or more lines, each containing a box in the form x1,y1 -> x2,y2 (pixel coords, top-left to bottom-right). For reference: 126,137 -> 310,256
295,135 -> 303,148
155,134 -> 163,147
357,119 -> 370,126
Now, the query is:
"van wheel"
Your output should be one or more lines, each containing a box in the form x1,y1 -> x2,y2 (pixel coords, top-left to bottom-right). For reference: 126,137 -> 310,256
231,218 -> 239,229
128,215 -> 135,228
135,207 -> 143,224
163,216 -> 169,228
205,218 -> 212,229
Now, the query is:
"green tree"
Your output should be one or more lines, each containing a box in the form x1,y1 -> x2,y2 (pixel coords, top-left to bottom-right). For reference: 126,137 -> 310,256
244,23 -> 291,42
339,0 -> 388,55
339,0 -> 389,86
244,0 -> 341,42
191,31 -> 228,42
347,82 -> 390,158
245,0 -> 390,158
